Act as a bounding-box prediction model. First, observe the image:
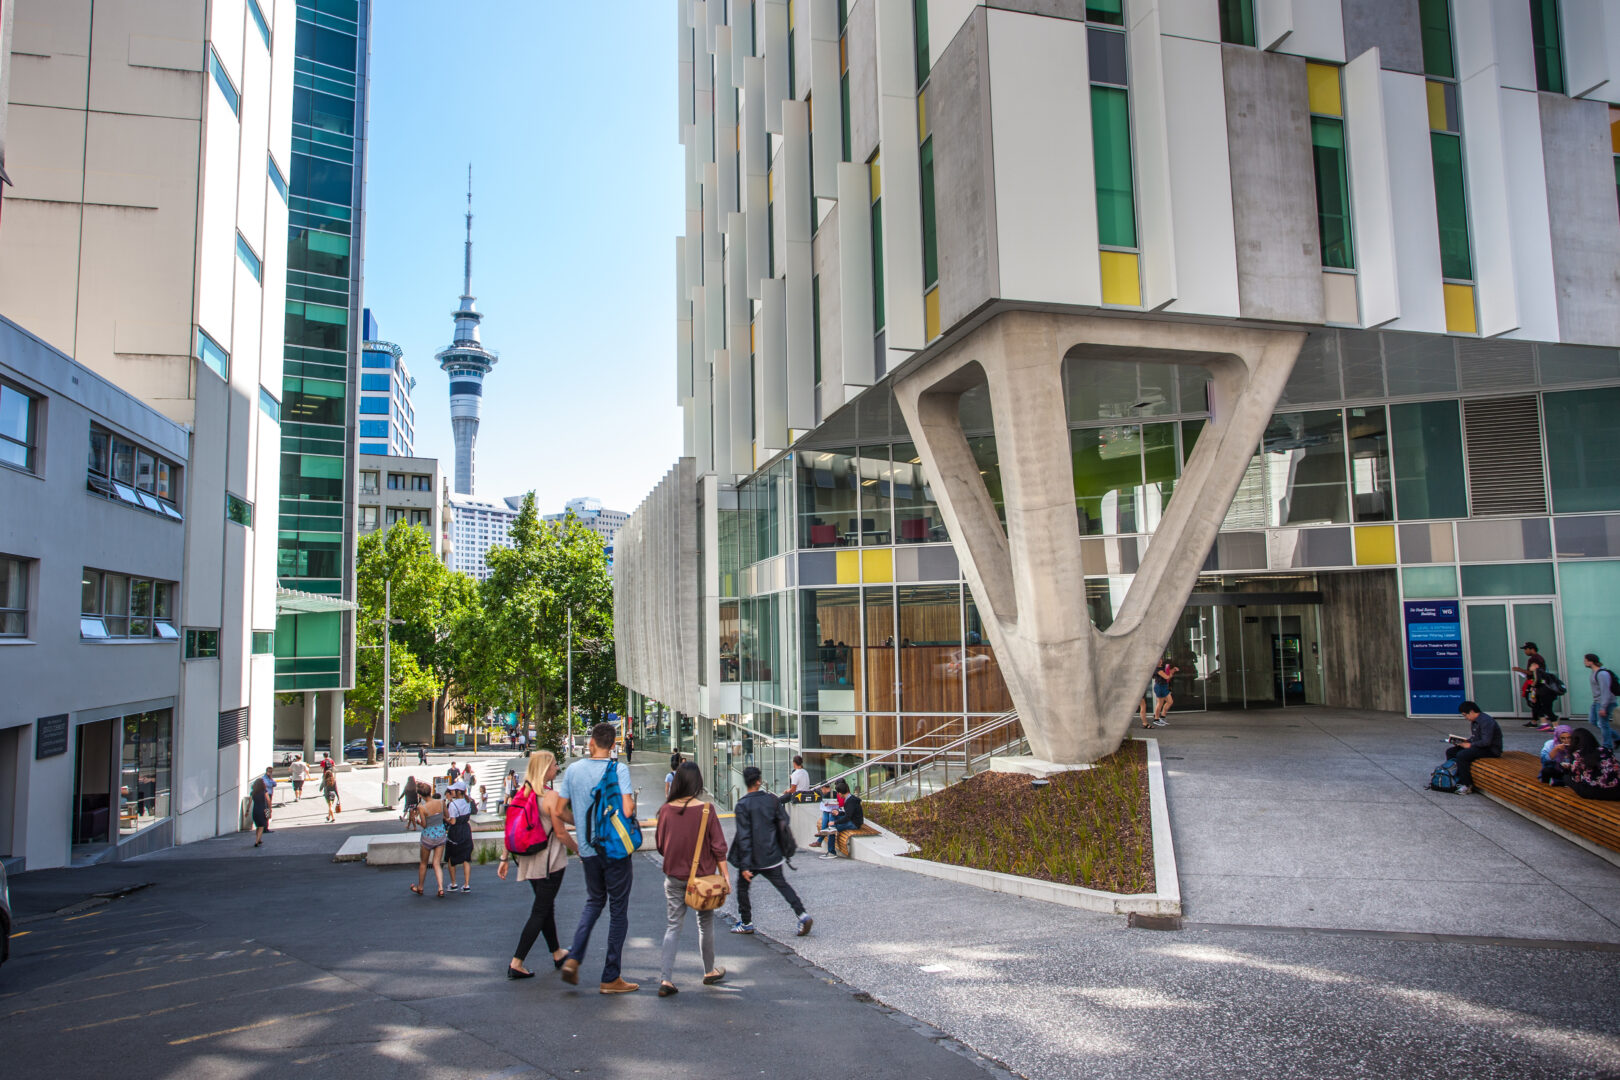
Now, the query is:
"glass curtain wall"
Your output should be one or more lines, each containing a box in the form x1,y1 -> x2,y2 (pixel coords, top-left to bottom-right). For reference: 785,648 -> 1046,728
119,710 -> 173,837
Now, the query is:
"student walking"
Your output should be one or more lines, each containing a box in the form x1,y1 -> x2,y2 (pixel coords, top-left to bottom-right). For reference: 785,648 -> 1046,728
655,762 -> 730,996
289,756 -> 309,799
1513,642 -> 1556,729
499,750 -> 576,978
400,775 -> 420,826
1150,658 -> 1179,727
417,745 -> 429,765
1585,654 -> 1617,752
320,768 -> 339,822
664,753 -> 683,799
729,766 -> 812,937
412,782 -> 450,897
445,780 -> 476,892
557,722 -> 640,994
249,774 -> 271,847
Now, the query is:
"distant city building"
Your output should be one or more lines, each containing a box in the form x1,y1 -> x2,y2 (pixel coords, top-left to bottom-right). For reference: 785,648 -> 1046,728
446,492 -> 524,580
356,456 -> 443,556
436,168 -> 499,495
359,310 -> 415,457
544,497 -> 630,555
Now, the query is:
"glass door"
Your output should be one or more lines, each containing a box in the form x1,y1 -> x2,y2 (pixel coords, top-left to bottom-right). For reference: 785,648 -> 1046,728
1463,601 -> 1562,719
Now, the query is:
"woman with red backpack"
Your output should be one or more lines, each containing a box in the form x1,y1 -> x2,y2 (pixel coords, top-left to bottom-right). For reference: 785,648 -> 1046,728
497,749 -> 578,979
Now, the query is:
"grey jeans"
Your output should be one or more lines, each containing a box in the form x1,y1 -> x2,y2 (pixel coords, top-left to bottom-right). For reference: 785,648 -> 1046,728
660,874 -> 716,984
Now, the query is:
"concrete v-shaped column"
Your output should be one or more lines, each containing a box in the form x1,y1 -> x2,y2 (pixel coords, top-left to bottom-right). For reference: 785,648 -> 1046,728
894,311 -> 1305,763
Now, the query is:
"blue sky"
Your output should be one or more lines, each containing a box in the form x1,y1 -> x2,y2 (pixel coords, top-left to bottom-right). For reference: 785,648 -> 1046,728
364,2 -> 685,514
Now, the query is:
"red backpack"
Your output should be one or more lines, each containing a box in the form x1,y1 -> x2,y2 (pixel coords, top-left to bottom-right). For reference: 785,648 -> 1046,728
504,783 -> 549,856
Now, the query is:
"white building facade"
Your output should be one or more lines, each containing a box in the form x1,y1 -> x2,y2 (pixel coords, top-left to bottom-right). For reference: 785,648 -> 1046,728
446,492 -> 522,580
357,456 -> 443,555
544,496 -> 631,554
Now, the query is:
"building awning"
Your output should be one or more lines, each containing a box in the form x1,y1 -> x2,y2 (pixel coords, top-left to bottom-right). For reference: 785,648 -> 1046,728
275,587 -> 358,615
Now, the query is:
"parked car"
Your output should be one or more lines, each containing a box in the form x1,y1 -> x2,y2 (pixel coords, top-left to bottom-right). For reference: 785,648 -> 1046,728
343,739 -> 387,760
0,861 -> 11,968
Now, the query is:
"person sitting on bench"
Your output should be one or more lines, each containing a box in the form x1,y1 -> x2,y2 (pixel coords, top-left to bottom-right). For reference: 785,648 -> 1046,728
1566,728 -> 1620,801
1539,725 -> 1574,785
1447,701 -> 1503,795
817,780 -> 863,860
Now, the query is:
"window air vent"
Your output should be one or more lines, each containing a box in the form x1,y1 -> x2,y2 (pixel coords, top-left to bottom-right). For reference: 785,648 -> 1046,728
1463,396 -> 1547,517
218,707 -> 249,749
1456,339 -> 1535,391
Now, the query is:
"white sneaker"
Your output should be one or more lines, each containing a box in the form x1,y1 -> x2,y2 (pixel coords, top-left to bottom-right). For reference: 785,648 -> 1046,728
1456,785 -> 1471,795
1151,718 -> 1168,727
818,852 -> 838,860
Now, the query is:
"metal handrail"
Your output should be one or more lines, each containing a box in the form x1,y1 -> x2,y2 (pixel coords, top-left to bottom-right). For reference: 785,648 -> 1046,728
865,712 -> 1028,800
819,709 -> 1021,797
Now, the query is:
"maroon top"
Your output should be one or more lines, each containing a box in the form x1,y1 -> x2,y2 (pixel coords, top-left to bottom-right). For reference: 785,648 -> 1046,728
657,799 -> 727,879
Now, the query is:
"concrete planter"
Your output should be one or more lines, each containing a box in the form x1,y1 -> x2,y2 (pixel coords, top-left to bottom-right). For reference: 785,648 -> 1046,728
849,739 -> 1181,916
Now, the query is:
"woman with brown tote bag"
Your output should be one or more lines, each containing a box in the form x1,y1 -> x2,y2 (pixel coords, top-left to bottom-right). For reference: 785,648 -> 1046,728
654,761 -> 730,997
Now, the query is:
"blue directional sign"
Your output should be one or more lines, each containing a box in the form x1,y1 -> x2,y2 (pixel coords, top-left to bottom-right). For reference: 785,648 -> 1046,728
1405,600 -> 1465,714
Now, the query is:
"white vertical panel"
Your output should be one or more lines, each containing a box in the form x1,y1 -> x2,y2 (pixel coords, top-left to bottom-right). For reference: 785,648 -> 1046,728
875,0 -> 925,362
259,158 -> 289,397
1162,34 -> 1239,317
1255,0 -> 1293,51
1275,0 -> 1344,63
809,0 -> 842,198
716,28 -> 738,216
763,0 -> 789,133
1459,70 -> 1520,336
731,340 -> 755,471
677,236 -> 694,400
704,165 -> 726,357
987,9 -> 1099,307
1498,89 -> 1559,342
732,0 -> 755,85
268,0 -> 295,168
235,36 -> 271,249
1130,5 -> 1177,310
727,212 -> 751,338
743,58 -> 771,298
694,346 -> 714,475
1343,48 -> 1400,327
197,102 -> 241,349
713,348 -> 734,474
679,0 -> 695,130
1380,70 -> 1446,333
705,0 -> 724,53
837,163 -> 876,388
758,277 -> 789,453
783,102 -> 815,430
209,0 -> 245,87
1158,0 -> 1219,41
1563,0 -> 1617,101
695,88 -> 715,171
1489,0 -> 1535,92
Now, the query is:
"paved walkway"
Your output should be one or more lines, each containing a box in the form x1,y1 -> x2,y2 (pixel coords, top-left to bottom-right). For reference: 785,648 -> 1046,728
1156,708 -> 1620,941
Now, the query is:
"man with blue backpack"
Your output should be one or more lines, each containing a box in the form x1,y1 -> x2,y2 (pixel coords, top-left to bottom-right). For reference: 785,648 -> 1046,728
557,722 -> 641,995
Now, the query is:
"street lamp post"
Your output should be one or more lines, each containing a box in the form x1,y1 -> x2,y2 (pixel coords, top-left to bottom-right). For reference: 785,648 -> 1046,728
566,607 -> 573,749
374,579 -> 404,808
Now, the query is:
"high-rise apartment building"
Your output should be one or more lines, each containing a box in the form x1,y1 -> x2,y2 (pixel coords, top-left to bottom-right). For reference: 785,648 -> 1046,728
544,497 -> 631,557
0,0 -> 301,856
616,0 -> 1620,803
359,309 -> 415,457
446,492 -> 522,581
436,173 -> 499,496
273,0 -> 370,756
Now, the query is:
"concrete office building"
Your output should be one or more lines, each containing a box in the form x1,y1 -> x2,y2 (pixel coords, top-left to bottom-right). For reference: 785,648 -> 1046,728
0,0 -> 297,852
274,0 -> 370,768
359,309 -> 415,457
544,496 -> 631,557
0,318 -> 193,870
355,456 -> 443,555
446,491 -> 522,581
615,0 -> 1620,800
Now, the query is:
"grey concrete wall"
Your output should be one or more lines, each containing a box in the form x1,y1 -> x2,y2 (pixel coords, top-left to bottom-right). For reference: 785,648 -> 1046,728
1340,0 -> 1423,74
844,0 -> 880,165
1539,94 -> 1620,347
612,458 -> 700,719
1223,45 -> 1325,324
985,1 -> 1086,18
930,6 -> 999,330
1318,569 -> 1404,713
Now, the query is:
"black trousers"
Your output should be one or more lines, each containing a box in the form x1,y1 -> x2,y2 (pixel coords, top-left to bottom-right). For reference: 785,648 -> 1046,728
1446,745 -> 1497,786
737,864 -> 805,923
514,870 -> 566,961
1529,690 -> 1557,724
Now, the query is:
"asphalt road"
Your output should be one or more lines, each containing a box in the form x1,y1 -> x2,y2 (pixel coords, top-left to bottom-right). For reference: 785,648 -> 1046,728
0,853 -> 1001,1080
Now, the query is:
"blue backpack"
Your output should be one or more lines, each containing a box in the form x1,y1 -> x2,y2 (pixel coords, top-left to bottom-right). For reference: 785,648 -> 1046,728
1428,759 -> 1460,793
585,761 -> 642,859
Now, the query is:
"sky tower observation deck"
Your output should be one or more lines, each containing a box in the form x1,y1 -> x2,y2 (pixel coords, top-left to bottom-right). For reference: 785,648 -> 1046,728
436,169 -> 498,495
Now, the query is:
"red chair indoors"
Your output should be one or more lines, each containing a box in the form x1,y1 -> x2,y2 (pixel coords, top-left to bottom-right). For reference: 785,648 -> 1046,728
898,517 -> 928,542
810,523 -> 838,547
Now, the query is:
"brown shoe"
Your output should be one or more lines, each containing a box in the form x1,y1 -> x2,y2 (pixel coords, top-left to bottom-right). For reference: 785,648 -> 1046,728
559,958 -> 579,985
599,978 -> 640,995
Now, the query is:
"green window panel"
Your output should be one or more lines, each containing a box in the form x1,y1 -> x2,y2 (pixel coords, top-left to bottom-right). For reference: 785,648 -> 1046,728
226,493 -> 253,527
1419,0 -> 1456,79
1086,0 -> 1124,26
813,275 -> 823,385
1402,566 -> 1458,599
871,198 -> 886,329
1430,132 -> 1472,280
1347,405 -> 1392,522
1529,0 -> 1565,94
1218,0 -> 1256,46
841,74 -> 852,163
281,377 -> 346,425
252,630 -> 274,655
1072,426 -> 1145,536
920,139 -> 938,287
913,0 -> 929,86
1460,562 -> 1556,597
1560,560 -> 1620,712
1091,86 -> 1137,249
1544,387 -> 1620,512
1390,400 -> 1467,520
1311,117 -> 1354,269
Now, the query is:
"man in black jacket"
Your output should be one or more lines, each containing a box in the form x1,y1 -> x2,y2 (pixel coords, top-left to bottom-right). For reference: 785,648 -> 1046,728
1448,701 -> 1504,795
728,766 -> 813,937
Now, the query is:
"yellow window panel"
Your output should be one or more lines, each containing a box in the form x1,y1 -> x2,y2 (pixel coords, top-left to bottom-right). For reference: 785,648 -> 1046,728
924,287 -> 941,341
917,90 -> 928,141
1307,63 -> 1342,117
836,550 -> 860,584
1610,106 -> 1620,153
1099,251 -> 1141,307
788,0 -> 795,28
1443,282 -> 1477,334
768,168 -> 775,201
861,548 -> 894,583
841,35 -> 849,74
1426,81 -> 1448,132
869,153 -> 882,199
1354,525 -> 1397,566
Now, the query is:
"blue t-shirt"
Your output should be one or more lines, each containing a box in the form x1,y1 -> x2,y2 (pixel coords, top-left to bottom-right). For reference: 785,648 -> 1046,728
558,757 -> 633,858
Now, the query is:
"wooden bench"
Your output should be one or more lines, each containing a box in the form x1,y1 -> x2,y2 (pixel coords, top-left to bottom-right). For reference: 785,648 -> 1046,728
832,824 -> 879,858
1471,751 -> 1620,861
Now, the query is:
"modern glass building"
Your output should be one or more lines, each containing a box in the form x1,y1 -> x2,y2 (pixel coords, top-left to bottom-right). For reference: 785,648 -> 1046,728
359,309 -> 416,458
274,0 -> 371,709
616,0 -> 1620,806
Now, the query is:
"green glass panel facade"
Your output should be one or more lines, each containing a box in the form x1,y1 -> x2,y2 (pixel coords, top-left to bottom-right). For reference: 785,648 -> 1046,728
1419,0 -> 1455,79
1430,133 -> 1471,280
1390,400 -> 1467,520
912,0 -> 929,85
1086,0 -> 1124,26
1459,562 -> 1556,597
1560,561 -> 1620,712
1091,86 -> 1136,249
1401,566 -> 1458,599
1072,426 -> 1145,536
1529,0 -> 1565,94
919,139 -> 938,287
870,198 -> 885,329
1544,387 -> 1620,512
1218,0 -> 1256,46
1311,117 -> 1354,269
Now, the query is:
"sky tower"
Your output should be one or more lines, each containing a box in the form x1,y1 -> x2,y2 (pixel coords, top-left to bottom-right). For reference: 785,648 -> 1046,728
436,165 -> 498,495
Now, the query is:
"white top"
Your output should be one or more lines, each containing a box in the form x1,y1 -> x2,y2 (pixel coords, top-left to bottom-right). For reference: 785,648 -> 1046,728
789,767 -> 810,793
290,761 -> 309,781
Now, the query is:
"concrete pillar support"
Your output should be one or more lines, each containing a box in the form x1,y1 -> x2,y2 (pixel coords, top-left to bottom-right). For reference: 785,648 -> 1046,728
894,311 -> 1304,762
328,690 -> 345,764
302,692 -> 317,764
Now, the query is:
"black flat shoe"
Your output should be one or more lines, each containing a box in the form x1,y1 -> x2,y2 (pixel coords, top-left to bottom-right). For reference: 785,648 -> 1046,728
507,967 -> 536,980
659,983 -> 679,997
553,953 -> 568,970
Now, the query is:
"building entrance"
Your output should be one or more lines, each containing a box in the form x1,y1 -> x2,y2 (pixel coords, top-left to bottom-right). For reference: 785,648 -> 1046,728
1168,593 -> 1325,710
1462,600 -> 1562,718
72,719 -> 115,849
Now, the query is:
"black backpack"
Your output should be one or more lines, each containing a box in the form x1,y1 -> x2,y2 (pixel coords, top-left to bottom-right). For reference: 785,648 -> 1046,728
774,799 -> 799,867
1541,671 -> 1568,697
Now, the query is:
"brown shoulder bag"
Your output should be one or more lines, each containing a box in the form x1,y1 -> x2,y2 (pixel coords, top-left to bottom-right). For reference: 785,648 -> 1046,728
684,803 -> 730,911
